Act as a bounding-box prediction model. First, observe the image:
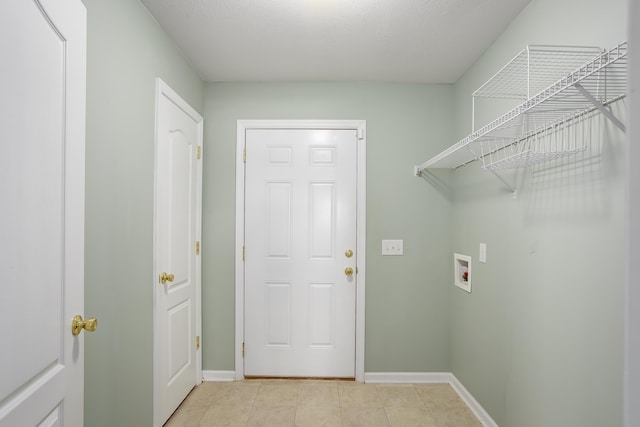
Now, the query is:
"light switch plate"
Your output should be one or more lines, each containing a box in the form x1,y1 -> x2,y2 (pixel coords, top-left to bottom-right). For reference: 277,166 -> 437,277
479,243 -> 487,263
382,239 -> 403,256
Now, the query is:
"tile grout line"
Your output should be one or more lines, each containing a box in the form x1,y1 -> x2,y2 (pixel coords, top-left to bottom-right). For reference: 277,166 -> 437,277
246,380 -> 261,427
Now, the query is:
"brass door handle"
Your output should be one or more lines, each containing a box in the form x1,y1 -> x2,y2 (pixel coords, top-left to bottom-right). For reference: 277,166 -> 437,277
345,249 -> 353,258
159,272 -> 175,284
72,315 -> 98,336
345,267 -> 354,277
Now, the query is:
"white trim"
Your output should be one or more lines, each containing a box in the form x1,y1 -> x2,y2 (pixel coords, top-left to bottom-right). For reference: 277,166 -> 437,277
153,78 -> 204,427
195,109 -> 204,387
355,124 -> 366,382
202,371 -> 236,382
235,119 -> 367,382
364,372 -> 452,384
364,372 -> 498,427
449,375 -> 499,427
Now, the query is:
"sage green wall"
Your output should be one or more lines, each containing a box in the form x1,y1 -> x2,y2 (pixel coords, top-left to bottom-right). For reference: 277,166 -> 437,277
626,3 -> 640,425
82,0 -> 203,425
202,83 -> 454,373
449,0 -> 628,425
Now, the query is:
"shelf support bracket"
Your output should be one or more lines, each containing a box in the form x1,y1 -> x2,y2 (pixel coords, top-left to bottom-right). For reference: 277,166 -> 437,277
488,169 -> 517,197
574,83 -> 626,132
465,146 -> 517,196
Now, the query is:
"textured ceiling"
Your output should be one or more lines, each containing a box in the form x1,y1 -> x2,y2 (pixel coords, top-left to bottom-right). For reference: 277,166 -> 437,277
140,0 -> 532,83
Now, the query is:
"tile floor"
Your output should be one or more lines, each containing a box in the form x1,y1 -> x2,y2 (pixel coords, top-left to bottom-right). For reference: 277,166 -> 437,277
164,380 -> 483,427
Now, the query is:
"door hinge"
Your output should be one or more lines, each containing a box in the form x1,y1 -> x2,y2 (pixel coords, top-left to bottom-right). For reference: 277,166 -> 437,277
196,336 -> 200,350
243,147 -> 246,163
196,145 -> 201,159
242,246 -> 245,261
195,241 -> 200,255
242,342 -> 245,358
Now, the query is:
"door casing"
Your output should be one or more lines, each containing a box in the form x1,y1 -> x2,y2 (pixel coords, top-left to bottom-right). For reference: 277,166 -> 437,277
235,119 -> 366,381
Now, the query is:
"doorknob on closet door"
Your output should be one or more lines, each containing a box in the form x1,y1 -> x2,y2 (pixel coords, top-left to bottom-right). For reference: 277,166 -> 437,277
71,315 -> 98,336
344,267 -> 354,277
159,272 -> 174,284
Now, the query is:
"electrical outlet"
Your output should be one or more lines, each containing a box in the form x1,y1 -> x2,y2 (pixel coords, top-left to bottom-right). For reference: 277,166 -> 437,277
382,239 -> 403,256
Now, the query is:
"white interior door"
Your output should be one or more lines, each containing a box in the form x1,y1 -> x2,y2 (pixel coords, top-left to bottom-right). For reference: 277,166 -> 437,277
154,79 -> 203,426
244,129 -> 358,378
0,0 -> 86,426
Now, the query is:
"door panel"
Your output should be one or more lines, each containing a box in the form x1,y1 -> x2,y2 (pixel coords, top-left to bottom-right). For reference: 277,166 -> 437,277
309,283 -> 335,347
0,0 -> 86,425
154,80 -> 202,426
244,129 -> 357,378
310,182 -> 336,258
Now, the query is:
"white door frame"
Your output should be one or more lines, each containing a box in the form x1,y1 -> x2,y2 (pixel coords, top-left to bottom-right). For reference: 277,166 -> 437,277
153,78 -> 203,426
235,120 -> 366,382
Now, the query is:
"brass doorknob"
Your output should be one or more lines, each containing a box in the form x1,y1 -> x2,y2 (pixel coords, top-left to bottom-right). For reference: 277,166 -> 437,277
345,249 -> 353,258
72,315 -> 98,336
159,272 -> 175,284
345,267 -> 354,277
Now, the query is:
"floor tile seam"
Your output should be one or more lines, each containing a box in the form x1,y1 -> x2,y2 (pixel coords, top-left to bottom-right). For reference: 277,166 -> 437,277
372,386 -> 393,427
411,383 -> 435,411
383,406 -> 441,427
244,382 -> 261,427
375,383 -> 429,409
337,403 -> 384,410
293,404 -> 344,425
180,390 -> 212,427
415,389 -> 438,411
192,405 -> 209,427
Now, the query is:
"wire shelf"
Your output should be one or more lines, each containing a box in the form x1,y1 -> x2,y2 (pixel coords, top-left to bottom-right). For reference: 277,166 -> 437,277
415,40 -> 627,175
480,109 -> 595,171
473,45 -> 602,100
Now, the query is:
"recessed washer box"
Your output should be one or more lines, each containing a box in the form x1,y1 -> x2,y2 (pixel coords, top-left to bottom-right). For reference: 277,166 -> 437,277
454,253 -> 471,293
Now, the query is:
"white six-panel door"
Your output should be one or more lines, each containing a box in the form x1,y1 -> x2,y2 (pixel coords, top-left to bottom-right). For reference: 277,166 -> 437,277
0,0 -> 86,425
244,129 -> 358,378
154,80 -> 203,426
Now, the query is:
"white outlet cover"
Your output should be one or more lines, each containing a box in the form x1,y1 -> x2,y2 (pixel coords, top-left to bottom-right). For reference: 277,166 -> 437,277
382,239 -> 403,256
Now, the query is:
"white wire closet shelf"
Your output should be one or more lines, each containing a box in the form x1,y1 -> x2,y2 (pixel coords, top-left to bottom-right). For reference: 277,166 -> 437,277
473,45 -> 602,99
471,45 -> 602,132
415,40 -> 628,176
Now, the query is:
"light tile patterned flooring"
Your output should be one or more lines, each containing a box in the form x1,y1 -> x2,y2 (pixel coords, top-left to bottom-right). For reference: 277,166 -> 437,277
164,380 -> 483,427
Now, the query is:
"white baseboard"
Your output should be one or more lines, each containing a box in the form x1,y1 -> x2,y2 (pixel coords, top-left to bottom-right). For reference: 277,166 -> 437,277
364,372 -> 498,427
364,372 -> 452,384
448,374 -> 498,427
202,370 -> 236,382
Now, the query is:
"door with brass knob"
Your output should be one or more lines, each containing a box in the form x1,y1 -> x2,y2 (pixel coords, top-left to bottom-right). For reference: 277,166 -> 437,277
244,127 -> 358,378
153,79 -> 202,426
71,315 -> 98,336
1,1 -> 87,424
